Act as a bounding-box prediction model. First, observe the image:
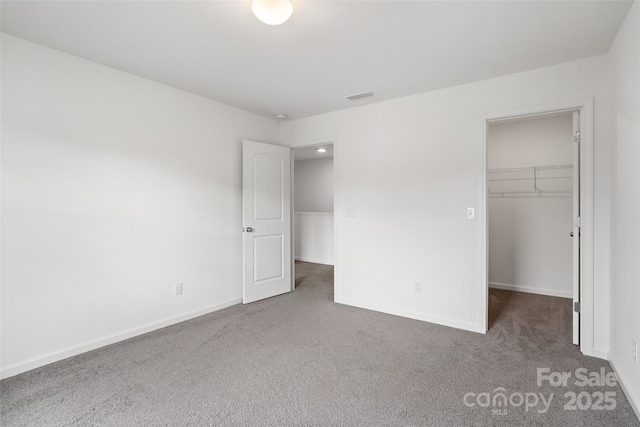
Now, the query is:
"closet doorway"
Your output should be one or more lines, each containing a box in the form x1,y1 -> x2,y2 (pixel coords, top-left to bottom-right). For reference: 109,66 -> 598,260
487,111 -> 579,344
291,144 -> 336,296
479,98 -> 597,356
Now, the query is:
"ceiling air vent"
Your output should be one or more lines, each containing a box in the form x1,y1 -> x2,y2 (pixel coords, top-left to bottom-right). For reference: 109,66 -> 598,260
345,91 -> 374,101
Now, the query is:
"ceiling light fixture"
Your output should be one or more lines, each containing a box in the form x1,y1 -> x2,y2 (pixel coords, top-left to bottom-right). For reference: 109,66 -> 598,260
252,0 -> 293,26
317,148 -> 327,153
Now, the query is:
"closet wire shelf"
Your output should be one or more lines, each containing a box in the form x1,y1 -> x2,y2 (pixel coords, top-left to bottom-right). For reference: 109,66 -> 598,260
488,164 -> 573,196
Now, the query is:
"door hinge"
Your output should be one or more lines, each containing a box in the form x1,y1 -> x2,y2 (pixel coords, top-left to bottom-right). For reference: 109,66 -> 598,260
574,302 -> 581,313
574,131 -> 581,143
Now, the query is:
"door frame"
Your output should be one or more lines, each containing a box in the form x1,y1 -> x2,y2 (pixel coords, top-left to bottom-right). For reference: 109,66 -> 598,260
289,138 -> 338,299
479,98 -> 594,356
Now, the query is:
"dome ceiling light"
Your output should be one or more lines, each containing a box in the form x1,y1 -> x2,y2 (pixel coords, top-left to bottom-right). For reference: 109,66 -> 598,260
252,0 -> 293,26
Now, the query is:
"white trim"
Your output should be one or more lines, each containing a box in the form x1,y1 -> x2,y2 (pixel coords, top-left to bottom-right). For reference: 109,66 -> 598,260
336,297 -> 483,333
0,298 -> 241,379
479,113 -> 489,334
333,139 -> 339,301
480,98 -> 595,356
489,282 -> 572,299
295,257 -> 334,266
609,358 -> 640,421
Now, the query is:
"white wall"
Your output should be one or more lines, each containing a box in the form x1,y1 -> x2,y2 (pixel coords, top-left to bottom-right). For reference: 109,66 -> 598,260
294,213 -> 334,265
488,115 -> 573,168
0,34 -> 279,377
280,53 -> 612,354
609,0 -> 640,415
294,158 -> 334,212
488,115 -> 573,297
294,158 -> 334,265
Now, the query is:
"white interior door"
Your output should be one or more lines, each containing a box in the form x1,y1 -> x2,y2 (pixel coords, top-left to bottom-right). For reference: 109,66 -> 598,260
572,111 -> 581,346
243,140 -> 291,304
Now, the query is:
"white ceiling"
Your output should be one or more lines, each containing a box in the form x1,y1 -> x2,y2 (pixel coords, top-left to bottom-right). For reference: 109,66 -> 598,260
1,1 -> 632,121
294,144 -> 334,161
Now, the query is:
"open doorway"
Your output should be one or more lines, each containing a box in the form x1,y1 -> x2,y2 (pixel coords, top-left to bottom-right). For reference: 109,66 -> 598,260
291,144 -> 336,297
480,99 -> 595,355
487,111 -> 578,345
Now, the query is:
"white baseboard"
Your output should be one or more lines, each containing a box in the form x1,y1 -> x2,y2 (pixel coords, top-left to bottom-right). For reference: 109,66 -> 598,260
609,358 -> 640,422
335,297 -> 483,334
0,298 -> 242,380
489,282 -> 572,299
295,257 -> 334,266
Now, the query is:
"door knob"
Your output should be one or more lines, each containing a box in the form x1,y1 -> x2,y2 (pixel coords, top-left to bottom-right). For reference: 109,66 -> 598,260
570,231 -> 574,237
244,227 -> 254,233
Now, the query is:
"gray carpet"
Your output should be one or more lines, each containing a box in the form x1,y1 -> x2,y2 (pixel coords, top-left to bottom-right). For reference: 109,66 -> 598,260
1,261 -> 638,426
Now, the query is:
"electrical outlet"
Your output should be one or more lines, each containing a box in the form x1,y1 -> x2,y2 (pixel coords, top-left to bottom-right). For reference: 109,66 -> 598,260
413,281 -> 422,294
175,282 -> 183,296
633,339 -> 637,364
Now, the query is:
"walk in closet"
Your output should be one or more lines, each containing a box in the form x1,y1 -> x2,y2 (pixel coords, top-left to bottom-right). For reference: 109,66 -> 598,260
488,113 -> 574,298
